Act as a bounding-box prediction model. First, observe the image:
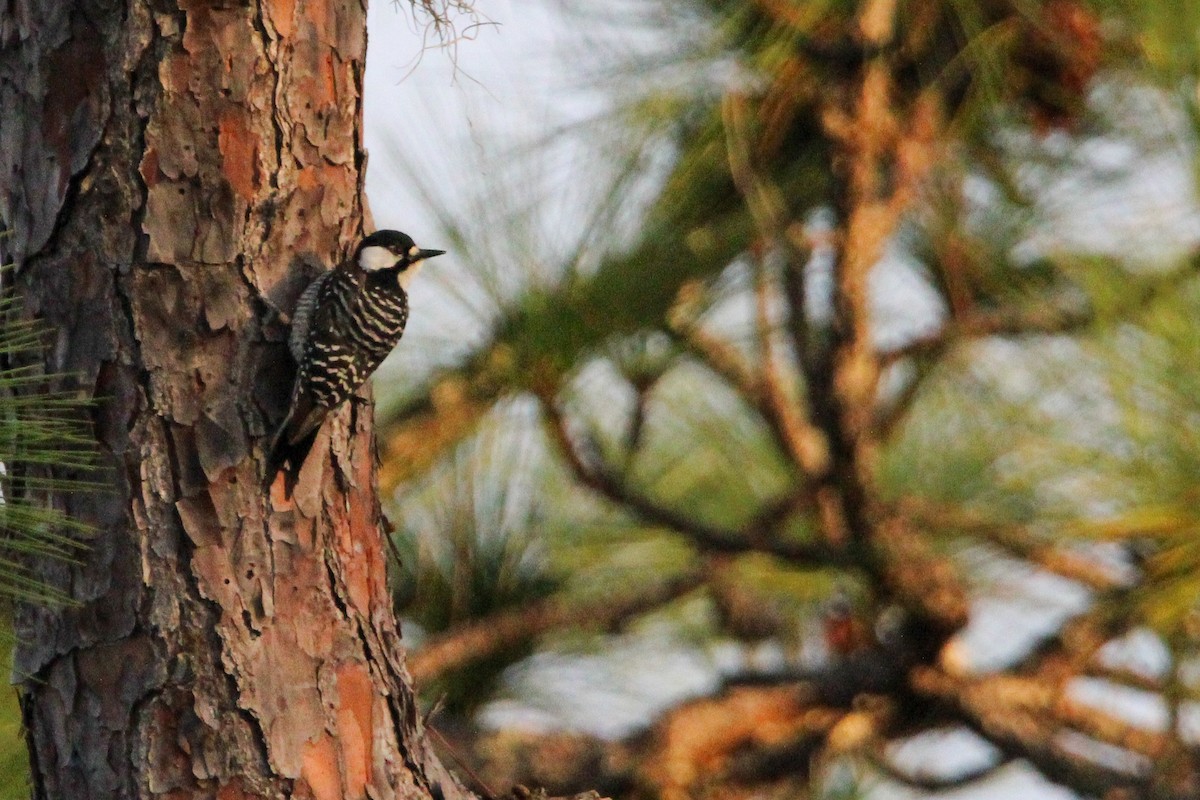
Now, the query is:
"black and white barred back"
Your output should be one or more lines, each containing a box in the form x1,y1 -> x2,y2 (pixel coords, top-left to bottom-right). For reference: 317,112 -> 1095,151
291,268 -> 409,416
264,229 -> 444,492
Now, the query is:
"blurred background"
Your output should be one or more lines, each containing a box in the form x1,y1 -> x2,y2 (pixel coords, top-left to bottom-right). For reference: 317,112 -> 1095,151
362,1 -> 1200,798
360,1 -> 1200,798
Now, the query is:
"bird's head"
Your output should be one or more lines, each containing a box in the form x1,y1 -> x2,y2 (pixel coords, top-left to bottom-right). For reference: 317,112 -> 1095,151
356,229 -> 446,290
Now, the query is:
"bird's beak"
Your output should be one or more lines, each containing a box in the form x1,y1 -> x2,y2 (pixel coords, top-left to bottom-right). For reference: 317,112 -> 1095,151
417,249 -> 446,261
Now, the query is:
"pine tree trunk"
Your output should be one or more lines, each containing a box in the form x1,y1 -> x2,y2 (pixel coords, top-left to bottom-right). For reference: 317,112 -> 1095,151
0,2 -> 467,798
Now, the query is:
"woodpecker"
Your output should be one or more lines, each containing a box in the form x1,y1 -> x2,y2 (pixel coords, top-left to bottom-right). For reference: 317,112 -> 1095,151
264,229 -> 445,491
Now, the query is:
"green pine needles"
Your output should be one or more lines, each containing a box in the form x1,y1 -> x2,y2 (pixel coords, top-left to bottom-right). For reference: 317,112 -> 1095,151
0,257 -> 95,607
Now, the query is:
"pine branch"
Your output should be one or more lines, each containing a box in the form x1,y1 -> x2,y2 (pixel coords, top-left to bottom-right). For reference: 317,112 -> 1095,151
408,572 -> 704,683
923,666 -> 1190,798
719,92 -> 831,478
665,315 -> 830,483
868,748 -> 1011,792
880,257 -> 1200,369
539,395 -> 841,567
900,497 -> 1124,591
879,305 -> 1093,368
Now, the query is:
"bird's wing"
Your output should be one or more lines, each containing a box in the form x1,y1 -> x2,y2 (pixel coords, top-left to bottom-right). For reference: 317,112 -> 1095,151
288,270 -> 333,361
283,269 -> 344,447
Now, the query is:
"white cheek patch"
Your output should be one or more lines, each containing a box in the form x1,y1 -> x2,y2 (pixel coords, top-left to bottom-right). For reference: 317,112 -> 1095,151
397,259 -> 424,292
359,245 -> 397,272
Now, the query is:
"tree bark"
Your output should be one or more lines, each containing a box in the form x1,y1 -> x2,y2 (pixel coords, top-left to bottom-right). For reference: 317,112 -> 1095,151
0,2 -> 468,798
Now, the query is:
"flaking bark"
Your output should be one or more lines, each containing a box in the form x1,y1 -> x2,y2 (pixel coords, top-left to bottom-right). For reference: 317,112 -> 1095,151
0,1 -> 469,798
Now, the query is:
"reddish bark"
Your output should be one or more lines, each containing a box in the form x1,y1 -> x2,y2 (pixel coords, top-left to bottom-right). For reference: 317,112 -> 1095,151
0,1 -> 468,797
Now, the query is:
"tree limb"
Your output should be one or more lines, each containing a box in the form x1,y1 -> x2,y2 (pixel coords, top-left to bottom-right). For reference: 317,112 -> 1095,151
539,395 -> 842,566
900,497 -> 1125,591
880,258 -> 1200,369
868,748 -> 1011,792
912,667 -> 1166,799
879,304 -> 1093,368
721,93 -> 831,479
409,572 -> 705,683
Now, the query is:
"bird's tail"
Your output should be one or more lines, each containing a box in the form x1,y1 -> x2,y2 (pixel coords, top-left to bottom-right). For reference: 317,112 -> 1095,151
263,387 -> 332,498
262,419 -> 321,498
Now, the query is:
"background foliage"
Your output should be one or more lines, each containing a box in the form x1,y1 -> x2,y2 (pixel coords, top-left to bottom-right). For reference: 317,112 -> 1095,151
371,1 -> 1200,798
